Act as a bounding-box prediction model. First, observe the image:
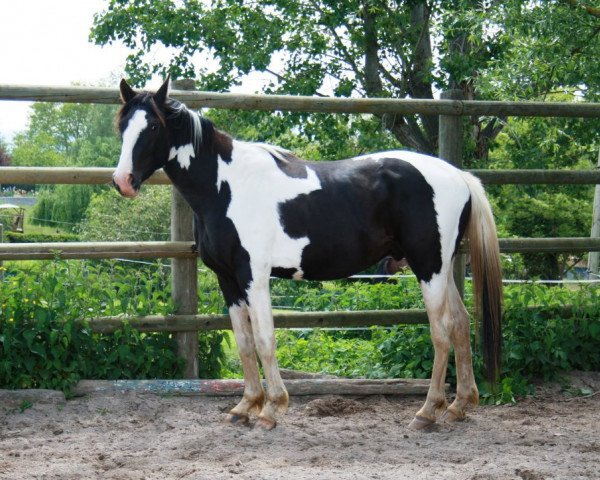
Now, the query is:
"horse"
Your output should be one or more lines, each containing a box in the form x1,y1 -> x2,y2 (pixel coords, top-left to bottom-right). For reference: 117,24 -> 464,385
113,77 -> 502,430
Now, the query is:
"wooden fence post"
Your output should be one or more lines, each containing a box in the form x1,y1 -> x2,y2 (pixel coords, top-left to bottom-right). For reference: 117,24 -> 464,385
588,148 -> 600,276
171,78 -> 199,378
438,89 -> 466,298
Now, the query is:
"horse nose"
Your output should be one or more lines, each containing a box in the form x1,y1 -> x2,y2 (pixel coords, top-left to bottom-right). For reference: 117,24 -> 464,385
112,173 -> 138,197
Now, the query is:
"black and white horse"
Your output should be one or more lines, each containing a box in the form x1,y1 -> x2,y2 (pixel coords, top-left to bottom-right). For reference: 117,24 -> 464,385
113,78 -> 502,430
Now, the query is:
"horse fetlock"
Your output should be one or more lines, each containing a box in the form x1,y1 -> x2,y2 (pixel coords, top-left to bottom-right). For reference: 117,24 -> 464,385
229,390 -> 265,419
454,386 -> 479,410
244,391 -> 266,415
270,388 -> 289,413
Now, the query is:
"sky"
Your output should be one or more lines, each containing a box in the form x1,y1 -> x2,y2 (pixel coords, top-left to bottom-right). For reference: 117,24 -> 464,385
0,0 -> 133,144
0,0 -> 275,147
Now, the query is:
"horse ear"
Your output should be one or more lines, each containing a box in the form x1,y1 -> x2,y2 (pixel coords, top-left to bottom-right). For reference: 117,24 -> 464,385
154,74 -> 171,105
119,79 -> 136,103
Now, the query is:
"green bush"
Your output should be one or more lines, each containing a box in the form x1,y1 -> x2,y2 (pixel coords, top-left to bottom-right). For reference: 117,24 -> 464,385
271,277 -> 424,312
276,328 -> 385,378
3,258 -> 598,404
0,260 -> 226,394
272,280 -> 600,403
6,232 -> 79,243
31,185 -> 104,230
79,187 -> 172,242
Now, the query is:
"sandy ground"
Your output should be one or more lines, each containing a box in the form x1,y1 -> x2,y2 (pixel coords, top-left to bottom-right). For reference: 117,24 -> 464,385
1,372 -> 599,480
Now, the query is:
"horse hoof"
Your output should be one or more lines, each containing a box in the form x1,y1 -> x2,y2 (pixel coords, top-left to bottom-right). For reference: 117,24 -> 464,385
226,413 -> 249,426
440,408 -> 464,424
408,415 -> 435,430
255,417 -> 277,430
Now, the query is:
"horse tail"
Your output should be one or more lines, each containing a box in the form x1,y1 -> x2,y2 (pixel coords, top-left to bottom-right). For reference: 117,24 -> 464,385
461,171 -> 503,385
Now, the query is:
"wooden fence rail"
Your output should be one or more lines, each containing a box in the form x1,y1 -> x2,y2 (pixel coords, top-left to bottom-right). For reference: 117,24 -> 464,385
86,304 -> 578,334
3,84 -> 600,117
2,237 -> 600,261
3,166 -> 600,186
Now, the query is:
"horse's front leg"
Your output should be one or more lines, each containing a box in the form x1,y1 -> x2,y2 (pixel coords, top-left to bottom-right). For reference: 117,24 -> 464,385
226,300 -> 265,425
217,276 -> 265,425
246,277 -> 289,430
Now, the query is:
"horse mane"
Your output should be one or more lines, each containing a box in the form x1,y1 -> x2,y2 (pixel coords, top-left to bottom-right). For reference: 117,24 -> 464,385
116,93 -> 211,153
164,98 -> 207,152
116,93 -> 299,164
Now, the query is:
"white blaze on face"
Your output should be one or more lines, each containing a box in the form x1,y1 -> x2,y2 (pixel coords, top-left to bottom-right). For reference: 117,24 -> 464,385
114,110 -> 148,197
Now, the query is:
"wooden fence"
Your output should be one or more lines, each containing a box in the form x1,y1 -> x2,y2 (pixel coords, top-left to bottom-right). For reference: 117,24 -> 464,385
1,84 -> 600,378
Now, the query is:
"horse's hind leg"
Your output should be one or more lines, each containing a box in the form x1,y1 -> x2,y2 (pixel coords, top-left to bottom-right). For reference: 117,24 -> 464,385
409,271 -> 452,429
441,273 -> 479,423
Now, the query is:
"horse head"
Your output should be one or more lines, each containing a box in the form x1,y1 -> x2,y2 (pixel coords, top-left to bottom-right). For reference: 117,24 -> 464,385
113,76 -> 171,198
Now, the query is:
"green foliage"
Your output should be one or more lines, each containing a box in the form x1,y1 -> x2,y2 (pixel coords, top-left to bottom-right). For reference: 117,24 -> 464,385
276,329 -> 383,378
0,260 -> 226,393
206,109 -> 399,162
268,279 -> 600,404
289,278 -> 424,312
6,231 -> 79,243
486,111 -> 598,279
0,135 -> 11,166
10,101 -> 121,228
79,186 -> 172,241
476,1 -> 600,101
31,185 -> 107,230
92,0 -> 600,160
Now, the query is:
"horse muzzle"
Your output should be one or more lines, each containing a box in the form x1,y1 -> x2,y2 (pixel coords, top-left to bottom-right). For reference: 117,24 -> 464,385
112,172 -> 140,198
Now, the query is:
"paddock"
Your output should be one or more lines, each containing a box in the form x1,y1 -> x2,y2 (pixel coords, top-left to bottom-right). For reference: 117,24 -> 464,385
1,371 -> 599,479
1,85 -> 600,471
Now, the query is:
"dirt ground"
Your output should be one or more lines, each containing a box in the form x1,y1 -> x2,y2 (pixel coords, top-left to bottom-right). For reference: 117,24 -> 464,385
1,372 -> 599,480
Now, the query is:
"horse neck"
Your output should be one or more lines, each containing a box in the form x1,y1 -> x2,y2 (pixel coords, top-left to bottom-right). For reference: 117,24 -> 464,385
162,117 -> 232,213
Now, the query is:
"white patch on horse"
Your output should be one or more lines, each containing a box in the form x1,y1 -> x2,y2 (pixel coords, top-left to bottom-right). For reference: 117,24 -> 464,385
115,110 -> 148,179
292,269 -> 304,280
169,143 -> 195,170
216,142 -> 321,275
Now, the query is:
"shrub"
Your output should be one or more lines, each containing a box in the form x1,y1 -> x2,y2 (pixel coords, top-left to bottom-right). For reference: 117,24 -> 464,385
79,187 -> 172,241
272,280 -> 600,403
0,260 -> 226,394
6,232 -> 79,243
31,185 -> 104,230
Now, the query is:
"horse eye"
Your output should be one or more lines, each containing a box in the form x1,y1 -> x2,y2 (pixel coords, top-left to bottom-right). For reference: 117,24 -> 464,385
150,123 -> 158,131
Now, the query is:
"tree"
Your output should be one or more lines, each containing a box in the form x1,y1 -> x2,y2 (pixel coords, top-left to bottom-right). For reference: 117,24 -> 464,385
11,102 -> 121,228
11,102 -> 119,166
79,187 -> 172,242
91,0 -> 600,161
488,103 -> 599,279
90,1 -> 600,278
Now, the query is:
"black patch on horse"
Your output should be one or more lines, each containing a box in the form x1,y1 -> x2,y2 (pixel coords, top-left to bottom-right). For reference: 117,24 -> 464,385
270,152 -> 308,179
454,197 -> 472,257
277,158 -> 442,283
